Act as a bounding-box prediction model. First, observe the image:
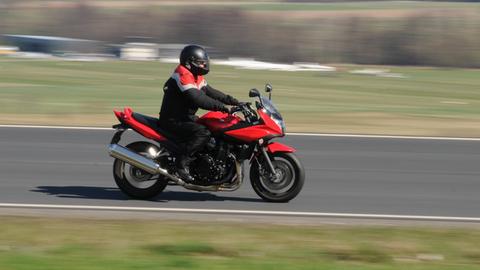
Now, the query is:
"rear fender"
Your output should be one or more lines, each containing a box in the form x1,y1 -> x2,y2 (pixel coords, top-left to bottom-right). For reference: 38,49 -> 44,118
267,142 -> 296,154
114,107 -> 133,123
114,110 -> 124,122
113,107 -> 166,142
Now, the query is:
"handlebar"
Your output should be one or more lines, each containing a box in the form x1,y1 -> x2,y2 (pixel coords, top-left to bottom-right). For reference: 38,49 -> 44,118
230,102 -> 258,123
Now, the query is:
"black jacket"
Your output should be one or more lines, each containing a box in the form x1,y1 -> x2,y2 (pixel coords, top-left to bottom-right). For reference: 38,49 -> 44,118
159,65 -> 238,123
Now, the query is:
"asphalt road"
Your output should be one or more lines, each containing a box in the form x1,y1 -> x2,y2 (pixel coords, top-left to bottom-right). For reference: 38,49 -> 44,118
1,126 -> 480,219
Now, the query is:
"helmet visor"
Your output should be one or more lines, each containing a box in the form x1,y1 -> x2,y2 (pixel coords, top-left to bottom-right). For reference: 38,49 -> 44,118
194,59 -> 209,68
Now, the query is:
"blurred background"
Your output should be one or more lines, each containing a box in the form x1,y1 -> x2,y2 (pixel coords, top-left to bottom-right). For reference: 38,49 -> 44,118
2,2 -> 480,270
2,0 -> 480,66
0,0 -> 479,135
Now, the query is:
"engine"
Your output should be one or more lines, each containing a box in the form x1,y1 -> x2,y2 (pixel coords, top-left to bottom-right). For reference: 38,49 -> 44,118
190,153 -> 234,185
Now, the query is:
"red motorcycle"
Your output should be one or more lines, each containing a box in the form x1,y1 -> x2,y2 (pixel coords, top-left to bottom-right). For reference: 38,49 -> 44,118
108,84 -> 304,202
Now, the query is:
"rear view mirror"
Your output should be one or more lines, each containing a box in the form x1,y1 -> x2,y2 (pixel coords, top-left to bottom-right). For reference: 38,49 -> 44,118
265,84 -> 272,93
249,88 -> 260,98
265,83 -> 273,100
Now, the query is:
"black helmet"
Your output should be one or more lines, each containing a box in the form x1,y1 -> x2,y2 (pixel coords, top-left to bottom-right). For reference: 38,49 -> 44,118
180,45 -> 210,76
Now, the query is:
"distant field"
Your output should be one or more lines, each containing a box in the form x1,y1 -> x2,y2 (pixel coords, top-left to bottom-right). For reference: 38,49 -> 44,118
245,1 -> 480,20
5,1 -> 480,17
1,58 -> 480,136
1,216 -> 480,270
242,1 -> 480,11
10,1 -> 480,11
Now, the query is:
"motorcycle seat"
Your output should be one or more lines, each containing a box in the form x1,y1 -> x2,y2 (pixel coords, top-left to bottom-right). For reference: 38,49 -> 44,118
131,112 -> 177,141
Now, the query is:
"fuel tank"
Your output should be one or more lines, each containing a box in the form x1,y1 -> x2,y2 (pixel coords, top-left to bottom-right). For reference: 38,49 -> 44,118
197,111 -> 240,133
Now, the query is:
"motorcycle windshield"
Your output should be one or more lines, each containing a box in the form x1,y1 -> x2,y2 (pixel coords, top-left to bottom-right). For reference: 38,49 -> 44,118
260,96 -> 285,133
260,96 -> 283,120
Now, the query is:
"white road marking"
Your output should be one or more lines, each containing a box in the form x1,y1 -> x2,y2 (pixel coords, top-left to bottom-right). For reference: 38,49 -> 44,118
1,124 -> 480,141
0,203 -> 480,222
286,132 -> 480,141
0,124 -> 111,130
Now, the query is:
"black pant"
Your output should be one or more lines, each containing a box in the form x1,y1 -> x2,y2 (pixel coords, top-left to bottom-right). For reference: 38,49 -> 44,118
160,120 -> 211,155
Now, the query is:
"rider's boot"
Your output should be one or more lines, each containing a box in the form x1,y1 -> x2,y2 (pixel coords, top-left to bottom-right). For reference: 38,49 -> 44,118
176,155 -> 195,183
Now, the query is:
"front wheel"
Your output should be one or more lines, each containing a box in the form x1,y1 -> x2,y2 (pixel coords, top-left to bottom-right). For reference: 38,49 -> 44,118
113,141 -> 168,199
250,152 -> 305,202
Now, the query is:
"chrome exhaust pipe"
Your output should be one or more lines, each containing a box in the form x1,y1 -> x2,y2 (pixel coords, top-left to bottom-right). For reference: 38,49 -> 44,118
108,144 -> 186,184
108,144 -> 160,174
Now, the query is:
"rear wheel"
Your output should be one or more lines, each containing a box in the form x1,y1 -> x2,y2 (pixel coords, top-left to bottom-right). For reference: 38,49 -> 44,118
250,152 -> 305,202
113,141 -> 168,199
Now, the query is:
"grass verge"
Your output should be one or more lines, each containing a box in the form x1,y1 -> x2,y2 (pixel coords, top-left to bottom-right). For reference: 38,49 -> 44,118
1,58 -> 480,136
1,216 -> 480,269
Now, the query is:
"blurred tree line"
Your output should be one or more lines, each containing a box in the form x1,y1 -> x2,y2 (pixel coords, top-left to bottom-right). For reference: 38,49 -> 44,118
1,2 -> 480,67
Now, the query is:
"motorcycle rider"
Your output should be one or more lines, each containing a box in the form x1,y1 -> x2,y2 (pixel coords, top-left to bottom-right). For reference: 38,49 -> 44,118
159,44 -> 240,182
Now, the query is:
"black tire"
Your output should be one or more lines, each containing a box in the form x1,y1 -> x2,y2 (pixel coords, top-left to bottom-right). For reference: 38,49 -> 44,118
250,152 -> 305,202
113,141 -> 168,199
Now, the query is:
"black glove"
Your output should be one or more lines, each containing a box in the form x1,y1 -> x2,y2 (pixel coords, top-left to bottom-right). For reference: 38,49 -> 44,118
220,106 -> 230,114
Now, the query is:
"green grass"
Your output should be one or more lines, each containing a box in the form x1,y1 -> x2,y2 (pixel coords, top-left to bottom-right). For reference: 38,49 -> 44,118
1,216 -> 480,270
1,58 -> 480,136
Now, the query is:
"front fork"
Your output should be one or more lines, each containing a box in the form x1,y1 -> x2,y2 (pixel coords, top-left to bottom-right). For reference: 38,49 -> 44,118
259,145 -> 277,174
251,144 -> 278,182
251,141 -> 296,179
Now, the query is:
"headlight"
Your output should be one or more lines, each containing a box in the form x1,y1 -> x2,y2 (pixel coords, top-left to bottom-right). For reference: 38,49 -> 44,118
272,116 -> 286,134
